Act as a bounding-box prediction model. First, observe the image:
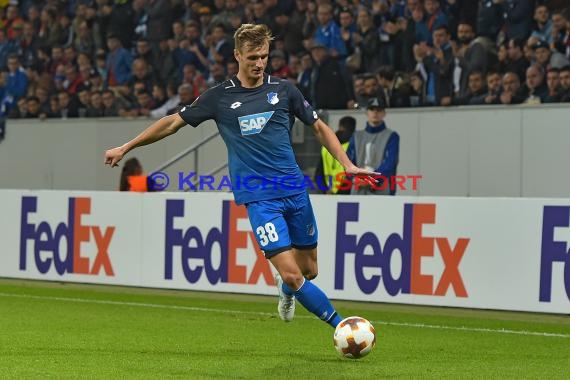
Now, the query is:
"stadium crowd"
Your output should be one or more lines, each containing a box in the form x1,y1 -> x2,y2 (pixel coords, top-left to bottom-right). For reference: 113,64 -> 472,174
2,0 -> 570,120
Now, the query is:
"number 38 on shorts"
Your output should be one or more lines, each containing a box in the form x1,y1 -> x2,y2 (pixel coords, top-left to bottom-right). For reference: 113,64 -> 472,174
256,222 -> 279,247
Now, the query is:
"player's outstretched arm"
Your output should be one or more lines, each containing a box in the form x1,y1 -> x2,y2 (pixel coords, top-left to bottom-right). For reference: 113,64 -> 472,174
104,113 -> 187,167
311,118 -> 380,177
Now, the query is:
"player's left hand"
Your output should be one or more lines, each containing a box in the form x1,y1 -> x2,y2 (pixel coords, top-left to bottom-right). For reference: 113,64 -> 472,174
104,146 -> 125,168
344,164 -> 381,178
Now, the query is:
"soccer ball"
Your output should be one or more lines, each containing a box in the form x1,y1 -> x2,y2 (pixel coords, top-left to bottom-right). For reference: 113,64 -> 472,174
333,316 -> 376,359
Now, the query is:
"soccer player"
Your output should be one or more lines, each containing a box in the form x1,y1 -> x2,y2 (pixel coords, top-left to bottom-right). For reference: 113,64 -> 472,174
104,24 -> 378,328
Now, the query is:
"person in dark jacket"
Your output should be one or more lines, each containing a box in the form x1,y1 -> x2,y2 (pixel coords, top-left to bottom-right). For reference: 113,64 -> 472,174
309,42 -> 354,109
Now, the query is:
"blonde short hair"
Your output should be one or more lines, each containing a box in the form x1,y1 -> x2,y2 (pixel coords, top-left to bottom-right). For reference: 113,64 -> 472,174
234,24 -> 274,52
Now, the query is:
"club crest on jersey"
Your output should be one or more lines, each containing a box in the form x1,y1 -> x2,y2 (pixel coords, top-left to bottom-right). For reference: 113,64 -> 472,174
267,92 -> 279,105
238,111 -> 274,135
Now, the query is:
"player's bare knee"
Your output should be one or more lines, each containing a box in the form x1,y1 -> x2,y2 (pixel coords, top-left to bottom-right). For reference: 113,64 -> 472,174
304,268 -> 318,280
281,272 -> 304,290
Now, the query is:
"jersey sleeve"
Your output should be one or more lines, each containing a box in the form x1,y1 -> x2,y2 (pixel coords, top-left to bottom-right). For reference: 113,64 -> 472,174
286,81 -> 319,126
178,86 -> 219,127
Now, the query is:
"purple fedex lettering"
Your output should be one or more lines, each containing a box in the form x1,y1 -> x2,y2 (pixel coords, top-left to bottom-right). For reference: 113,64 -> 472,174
335,203 -> 411,296
540,206 -> 570,302
20,196 -> 115,276
20,197 -> 74,274
335,203 -> 469,297
164,200 -> 229,284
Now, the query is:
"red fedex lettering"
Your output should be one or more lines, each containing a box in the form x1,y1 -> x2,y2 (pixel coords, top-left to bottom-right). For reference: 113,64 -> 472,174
91,226 -> 115,276
228,202 -> 274,285
411,204 -> 469,297
74,198 -> 116,275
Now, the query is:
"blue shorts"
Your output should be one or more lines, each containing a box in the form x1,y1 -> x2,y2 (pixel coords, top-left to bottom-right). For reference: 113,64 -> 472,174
245,192 -> 318,258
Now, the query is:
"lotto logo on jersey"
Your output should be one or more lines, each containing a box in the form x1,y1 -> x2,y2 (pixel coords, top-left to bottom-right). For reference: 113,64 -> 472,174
19,196 -> 115,276
164,200 -> 274,286
238,111 -> 274,135
335,203 -> 470,298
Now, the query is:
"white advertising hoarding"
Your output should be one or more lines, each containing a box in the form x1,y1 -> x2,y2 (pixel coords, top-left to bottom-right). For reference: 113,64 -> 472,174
0,190 -> 568,314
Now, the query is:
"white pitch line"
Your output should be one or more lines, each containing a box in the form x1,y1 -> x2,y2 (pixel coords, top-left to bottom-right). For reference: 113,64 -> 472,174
1,292 -> 569,339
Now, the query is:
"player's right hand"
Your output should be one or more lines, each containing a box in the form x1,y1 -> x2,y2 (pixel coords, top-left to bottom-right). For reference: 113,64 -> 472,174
104,147 -> 125,168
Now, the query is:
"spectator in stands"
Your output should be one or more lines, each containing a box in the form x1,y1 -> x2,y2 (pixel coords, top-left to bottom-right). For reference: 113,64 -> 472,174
453,70 -> 486,105
20,22 -> 40,69
205,62 -> 226,87
87,91 -> 104,117
314,3 -> 346,59
309,42 -> 353,109
455,21 -> 498,99
558,65 -> 570,101
167,83 -> 195,115
128,58 -> 156,95
105,34 -> 133,87
410,2 -> 430,44
531,5 -> 554,44
504,38 -> 530,83
355,74 -> 379,107
376,66 -> 410,108
423,0 -> 448,45
150,83 -> 180,118
74,20 -> 97,58
46,94 -> 60,118
0,29 -> 17,71
4,54 -> 29,107
523,64 -> 548,104
499,71 -> 525,104
5,5 -> 24,41
533,39 -> 570,70
544,68 -> 562,102
101,89 -> 121,117
476,0 -> 504,41
296,50 -> 312,100
414,25 -> 454,106
34,87 -> 50,115
503,0 -> 534,41
407,70 -> 428,106
208,23 -> 233,65
268,49 -> 291,79
147,0 -> 173,52
338,6 -> 357,59
76,89 -> 92,118
9,97 -> 28,119
347,97 -> 399,195
355,8 -> 381,74
56,91 -> 79,118
551,8 -> 568,56
179,21 -> 209,74
471,70 -> 503,105
62,64 -> 83,95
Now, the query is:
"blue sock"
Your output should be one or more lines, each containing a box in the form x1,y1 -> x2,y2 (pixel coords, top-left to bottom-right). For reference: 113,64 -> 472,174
292,279 -> 343,328
281,282 -> 294,296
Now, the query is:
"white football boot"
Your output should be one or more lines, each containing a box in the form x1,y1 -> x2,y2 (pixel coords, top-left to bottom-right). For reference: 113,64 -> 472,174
275,273 -> 295,322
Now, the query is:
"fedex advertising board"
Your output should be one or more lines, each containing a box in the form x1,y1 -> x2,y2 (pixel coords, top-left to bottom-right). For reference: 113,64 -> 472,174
0,190 -> 568,314
1,190 -> 142,286
139,193 -> 276,294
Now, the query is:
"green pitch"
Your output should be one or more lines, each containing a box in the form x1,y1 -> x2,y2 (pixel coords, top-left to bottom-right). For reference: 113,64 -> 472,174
0,279 -> 568,379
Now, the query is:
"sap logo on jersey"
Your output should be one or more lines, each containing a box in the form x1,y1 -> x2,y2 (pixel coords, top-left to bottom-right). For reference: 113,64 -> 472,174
20,197 -> 115,276
164,199 -> 274,285
335,203 -> 470,297
238,111 -> 274,136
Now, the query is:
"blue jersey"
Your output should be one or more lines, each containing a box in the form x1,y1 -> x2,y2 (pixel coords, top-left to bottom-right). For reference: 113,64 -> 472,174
179,74 -> 318,205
